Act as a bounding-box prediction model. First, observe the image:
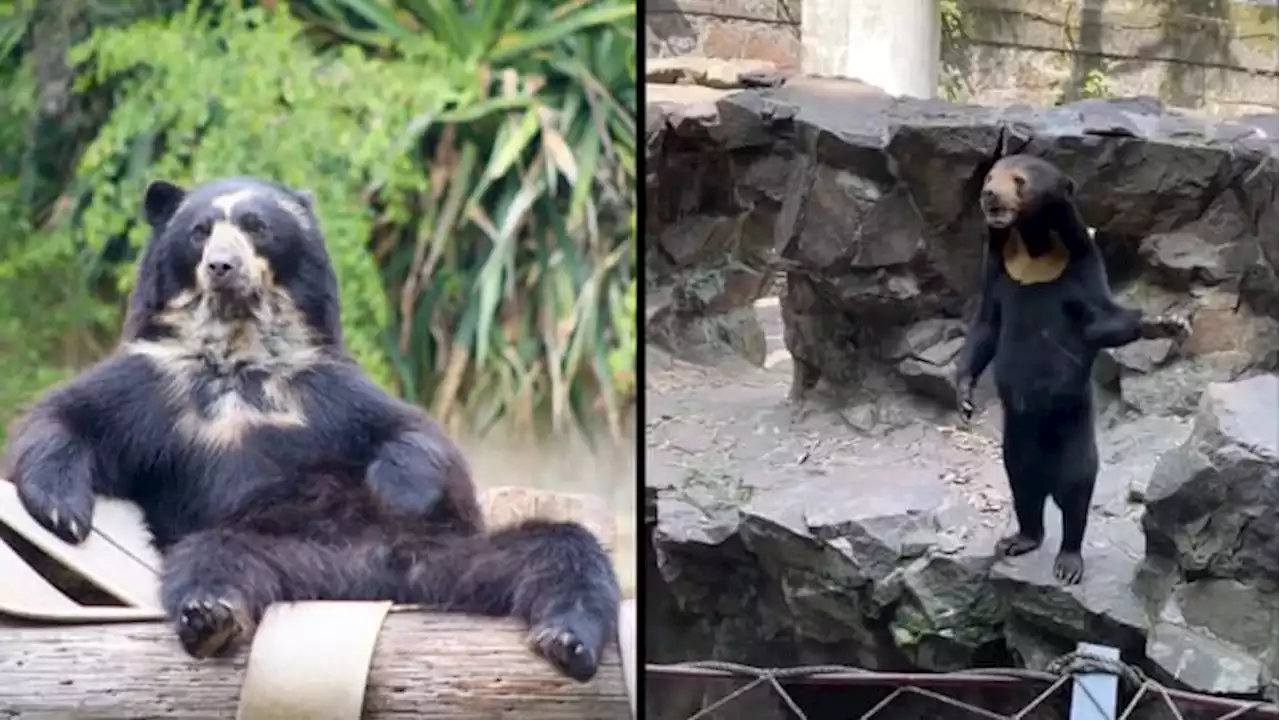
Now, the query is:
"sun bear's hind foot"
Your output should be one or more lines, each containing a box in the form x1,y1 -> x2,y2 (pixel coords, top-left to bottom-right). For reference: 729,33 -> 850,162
177,596 -> 248,659
994,533 -> 1042,558
1054,552 -> 1085,585
528,616 -> 602,683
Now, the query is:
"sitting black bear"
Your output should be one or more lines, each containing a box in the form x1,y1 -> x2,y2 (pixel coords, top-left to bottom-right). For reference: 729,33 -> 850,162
2,177 -> 619,681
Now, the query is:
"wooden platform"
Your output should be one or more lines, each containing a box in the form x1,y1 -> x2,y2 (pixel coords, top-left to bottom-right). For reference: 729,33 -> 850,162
0,481 -> 636,719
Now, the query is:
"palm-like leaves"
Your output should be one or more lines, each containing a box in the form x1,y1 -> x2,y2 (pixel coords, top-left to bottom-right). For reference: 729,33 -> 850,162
52,0 -> 635,441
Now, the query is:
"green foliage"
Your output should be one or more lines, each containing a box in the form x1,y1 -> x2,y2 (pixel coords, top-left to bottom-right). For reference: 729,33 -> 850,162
0,0 -> 636,442
299,0 -> 638,438
1079,67 -> 1111,99
0,60 -> 107,446
1054,66 -> 1111,105
938,0 -> 967,102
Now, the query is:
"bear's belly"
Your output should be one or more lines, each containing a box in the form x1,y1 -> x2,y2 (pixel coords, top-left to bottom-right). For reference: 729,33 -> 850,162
993,315 -> 1094,414
129,399 -> 354,549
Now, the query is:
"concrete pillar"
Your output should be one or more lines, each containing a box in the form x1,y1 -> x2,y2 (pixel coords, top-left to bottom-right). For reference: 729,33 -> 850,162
800,0 -> 940,99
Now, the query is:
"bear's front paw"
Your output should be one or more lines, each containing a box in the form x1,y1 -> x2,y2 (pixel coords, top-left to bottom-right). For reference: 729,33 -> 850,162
177,595 -> 250,659
954,376 -> 977,423
528,615 -> 603,683
1140,313 -> 1192,342
17,476 -> 94,544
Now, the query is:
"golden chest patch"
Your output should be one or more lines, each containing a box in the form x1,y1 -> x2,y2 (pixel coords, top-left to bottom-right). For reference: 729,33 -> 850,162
1002,230 -> 1069,285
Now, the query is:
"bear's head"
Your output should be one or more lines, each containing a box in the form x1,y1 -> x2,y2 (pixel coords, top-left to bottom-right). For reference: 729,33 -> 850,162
979,154 -> 1077,230
123,176 -> 343,361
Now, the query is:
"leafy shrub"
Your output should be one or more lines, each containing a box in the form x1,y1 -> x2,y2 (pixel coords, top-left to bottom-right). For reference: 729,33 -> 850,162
1,0 -> 635,441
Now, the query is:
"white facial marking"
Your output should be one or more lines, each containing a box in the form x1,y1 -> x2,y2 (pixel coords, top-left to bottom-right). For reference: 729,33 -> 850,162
211,189 -> 258,220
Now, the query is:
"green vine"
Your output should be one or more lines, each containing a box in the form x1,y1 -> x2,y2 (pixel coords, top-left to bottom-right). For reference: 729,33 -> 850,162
938,0 -> 967,102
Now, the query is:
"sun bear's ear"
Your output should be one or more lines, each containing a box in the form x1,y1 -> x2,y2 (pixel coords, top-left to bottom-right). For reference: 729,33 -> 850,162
143,180 -> 187,228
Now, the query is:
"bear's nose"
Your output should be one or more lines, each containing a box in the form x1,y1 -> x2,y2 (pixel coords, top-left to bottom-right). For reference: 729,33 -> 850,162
204,252 -> 240,279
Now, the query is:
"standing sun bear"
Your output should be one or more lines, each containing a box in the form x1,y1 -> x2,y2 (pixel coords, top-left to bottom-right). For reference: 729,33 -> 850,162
1,176 -> 619,681
954,155 -> 1186,585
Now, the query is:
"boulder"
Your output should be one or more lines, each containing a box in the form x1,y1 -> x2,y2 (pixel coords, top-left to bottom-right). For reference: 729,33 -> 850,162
1146,579 -> 1277,696
1142,374 -> 1280,592
647,77 -> 1276,390
644,82 -> 794,365
770,88 -> 1273,402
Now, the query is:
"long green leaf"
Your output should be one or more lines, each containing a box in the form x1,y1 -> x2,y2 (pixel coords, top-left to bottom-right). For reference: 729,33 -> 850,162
489,4 -> 634,64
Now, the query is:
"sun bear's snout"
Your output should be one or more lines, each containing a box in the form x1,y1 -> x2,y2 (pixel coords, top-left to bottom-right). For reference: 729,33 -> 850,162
979,187 -> 1015,228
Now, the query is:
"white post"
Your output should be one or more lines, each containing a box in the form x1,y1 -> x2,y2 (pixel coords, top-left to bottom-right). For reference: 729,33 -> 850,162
800,0 -> 940,99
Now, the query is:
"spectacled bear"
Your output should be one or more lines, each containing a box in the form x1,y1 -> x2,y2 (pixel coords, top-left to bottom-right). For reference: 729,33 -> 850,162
2,176 -> 619,681
953,154 -> 1187,585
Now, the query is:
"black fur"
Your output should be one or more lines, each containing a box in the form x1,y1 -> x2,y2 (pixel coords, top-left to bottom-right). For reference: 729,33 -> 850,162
3,176 -> 618,681
955,155 -> 1171,586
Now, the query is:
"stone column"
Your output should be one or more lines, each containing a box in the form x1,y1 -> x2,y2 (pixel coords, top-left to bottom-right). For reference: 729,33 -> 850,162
800,0 -> 940,99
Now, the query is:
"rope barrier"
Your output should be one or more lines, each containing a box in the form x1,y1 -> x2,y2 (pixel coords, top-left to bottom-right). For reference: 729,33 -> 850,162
646,649 -> 1279,720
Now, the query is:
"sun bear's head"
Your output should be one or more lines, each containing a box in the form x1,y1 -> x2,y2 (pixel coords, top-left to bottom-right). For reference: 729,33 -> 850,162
123,176 -> 343,368
979,154 -> 1077,230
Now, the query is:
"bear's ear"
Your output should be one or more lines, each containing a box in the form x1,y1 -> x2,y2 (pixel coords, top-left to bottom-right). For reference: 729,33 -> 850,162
143,180 -> 186,228
292,188 -> 314,210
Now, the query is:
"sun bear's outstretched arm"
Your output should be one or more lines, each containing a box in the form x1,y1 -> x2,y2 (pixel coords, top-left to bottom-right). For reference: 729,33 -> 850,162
954,240 -> 1003,416
3,353 -> 159,543
295,362 -> 483,531
1066,248 -> 1155,350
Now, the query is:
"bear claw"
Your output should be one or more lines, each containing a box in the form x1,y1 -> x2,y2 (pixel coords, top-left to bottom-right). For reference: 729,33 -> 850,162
177,597 -> 244,659
529,623 -> 597,683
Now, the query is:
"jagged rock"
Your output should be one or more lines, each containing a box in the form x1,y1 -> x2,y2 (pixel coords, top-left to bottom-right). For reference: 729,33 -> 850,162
890,552 -> 1005,670
896,336 -> 965,406
1140,232 -> 1229,290
1146,579 -> 1277,695
1119,352 -> 1256,418
738,83 -> 1277,396
735,469 -> 976,666
889,318 -> 967,360
1142,374 -> 1280,591
1108,338 -> 1176,375
644,85 -> 788,366
738,70 -> 787,89
991,513 -> 1151,660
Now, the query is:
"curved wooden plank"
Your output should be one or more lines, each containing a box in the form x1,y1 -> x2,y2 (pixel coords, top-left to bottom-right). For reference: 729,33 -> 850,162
0,540 -> 163,623
0,481 -> 162,613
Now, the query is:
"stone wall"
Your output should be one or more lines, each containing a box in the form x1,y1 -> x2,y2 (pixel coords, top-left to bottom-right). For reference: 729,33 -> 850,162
644,0 -> 1279,117
644,0 -> 803,71
949,0 -> 1279,117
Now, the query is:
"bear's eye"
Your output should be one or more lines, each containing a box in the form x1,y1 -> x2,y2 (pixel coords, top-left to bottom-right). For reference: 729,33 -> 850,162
1012,175 -> 1026,191
191,220 -> 212,244
240,213 -> 265,234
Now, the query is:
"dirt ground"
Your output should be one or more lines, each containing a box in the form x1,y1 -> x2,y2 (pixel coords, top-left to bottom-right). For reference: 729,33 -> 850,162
645,297 -> 1022,545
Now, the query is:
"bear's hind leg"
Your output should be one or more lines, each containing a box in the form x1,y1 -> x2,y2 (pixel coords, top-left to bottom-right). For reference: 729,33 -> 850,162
426,520 -> 620,682
1051,475 -> 1095,585
995,439 -> 1047,559
161,529 -> 370,658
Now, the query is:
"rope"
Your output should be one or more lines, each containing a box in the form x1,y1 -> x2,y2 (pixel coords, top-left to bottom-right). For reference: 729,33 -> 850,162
646,649 -> 1280,720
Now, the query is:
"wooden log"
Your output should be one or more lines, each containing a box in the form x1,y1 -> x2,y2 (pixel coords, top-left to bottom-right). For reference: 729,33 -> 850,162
0,610 -> 628,719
